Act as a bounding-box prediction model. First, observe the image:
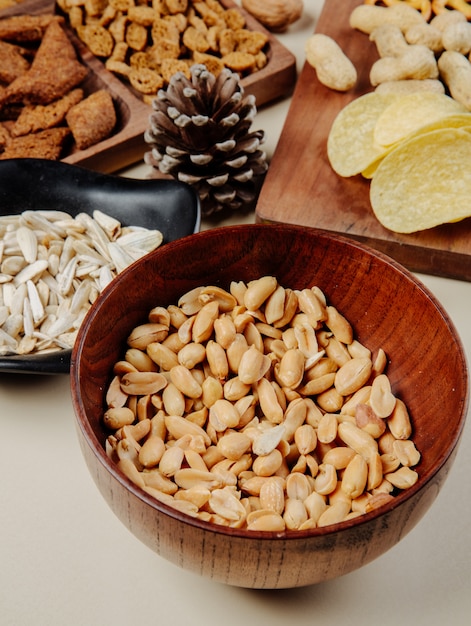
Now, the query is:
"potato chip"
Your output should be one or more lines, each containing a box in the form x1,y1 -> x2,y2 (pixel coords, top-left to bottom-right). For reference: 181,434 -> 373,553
361,154 -> 390,179
327,92 -> 400,177
370,128 -> 471,233
373,92 -> 469,147
363,113 -> 471,178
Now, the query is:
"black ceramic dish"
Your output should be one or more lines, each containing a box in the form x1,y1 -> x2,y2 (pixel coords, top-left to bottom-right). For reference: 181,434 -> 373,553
0,158 -> 200,374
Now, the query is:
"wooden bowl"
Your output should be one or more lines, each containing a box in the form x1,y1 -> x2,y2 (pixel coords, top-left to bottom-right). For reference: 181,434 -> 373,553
70,224 -> 468,589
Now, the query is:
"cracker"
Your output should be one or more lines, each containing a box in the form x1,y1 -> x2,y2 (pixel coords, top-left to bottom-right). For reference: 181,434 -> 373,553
151,39 -> 181,62
65,89 -> 116,150
223,8 -> 245,30
126,21 -> 149,51
77,23 -> 115,57
59,0 -> 268,92
235,30 -> 269,55
222,51 -> 256,73
151,18 -> 181,47
109,0 -> 134,11
128,66 -> 165,94
189,15 -> 208,34
167,13 -> 188,33
192,51 -> 224,76
0,13 -> 58,43
129,50 -> 158,70
205,0 -> 225,16
12,88 -> 84,137
255,50 -> 267,70
193,1 -> 223,26
219,28 -> 236,56
85,0 -> 109,17
149,18 -> 181,59
99,5 -> 118,27
0,122 -> 11,150
0,40 -> 31,84
166,0 -> 189,13
160,58 -> 191,82
67,6 -> 84,31
206,24 -> 220,51
182,25 -> 210,52
109,40 -> 129,63
105,58 -> 132,76
0,127 -> 70,160
2,20 -> 88,106
128,6 -> 158,27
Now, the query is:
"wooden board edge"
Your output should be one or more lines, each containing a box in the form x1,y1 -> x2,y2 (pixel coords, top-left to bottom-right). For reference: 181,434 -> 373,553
256,213 -> 471,282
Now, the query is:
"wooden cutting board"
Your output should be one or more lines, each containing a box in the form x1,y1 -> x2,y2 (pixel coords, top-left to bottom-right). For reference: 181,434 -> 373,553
255,0 -> 471,282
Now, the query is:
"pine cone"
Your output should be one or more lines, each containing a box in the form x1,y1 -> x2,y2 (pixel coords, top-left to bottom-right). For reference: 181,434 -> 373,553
144,64 -> 268,217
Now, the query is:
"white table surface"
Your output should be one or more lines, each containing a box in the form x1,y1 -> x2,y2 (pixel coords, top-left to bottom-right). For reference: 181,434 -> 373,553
1,2 -> 471,625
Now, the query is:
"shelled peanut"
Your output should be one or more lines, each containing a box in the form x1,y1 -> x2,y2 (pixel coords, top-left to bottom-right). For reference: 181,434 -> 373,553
309,2 -> 471,100
352,2 -> 471,104
103,278 -> 420,532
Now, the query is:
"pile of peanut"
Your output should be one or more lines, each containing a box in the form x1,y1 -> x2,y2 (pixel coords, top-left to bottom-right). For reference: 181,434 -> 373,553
354,1 -> 471,105
306,1 -> 471,102
103,277 -> 420,531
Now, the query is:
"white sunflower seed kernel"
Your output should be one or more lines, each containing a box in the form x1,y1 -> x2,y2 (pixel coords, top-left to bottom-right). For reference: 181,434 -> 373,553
0,211 -> 163,356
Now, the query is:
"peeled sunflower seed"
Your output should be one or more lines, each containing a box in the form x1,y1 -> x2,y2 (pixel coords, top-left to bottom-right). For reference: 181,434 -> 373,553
0,210 -> 163,356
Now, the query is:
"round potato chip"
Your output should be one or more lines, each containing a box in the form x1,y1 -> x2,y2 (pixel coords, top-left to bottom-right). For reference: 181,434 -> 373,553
373,92 -> 468,147
364,113 -> 471,178
370,128 -> 471,233
362,154 -> 390,179
327,92 -> 400,177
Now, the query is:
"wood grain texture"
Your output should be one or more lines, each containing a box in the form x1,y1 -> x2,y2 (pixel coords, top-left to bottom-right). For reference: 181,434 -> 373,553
0,0 -> 296,173
71,224 -> 468,589
255,0 -> 471,282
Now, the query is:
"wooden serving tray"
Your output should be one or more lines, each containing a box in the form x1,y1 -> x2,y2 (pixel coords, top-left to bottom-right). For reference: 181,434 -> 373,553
255,0 -> 471,282
0,0 -> 296,174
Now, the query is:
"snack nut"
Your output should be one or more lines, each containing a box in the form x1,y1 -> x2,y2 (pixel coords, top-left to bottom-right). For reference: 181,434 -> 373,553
241,0 -> 304,32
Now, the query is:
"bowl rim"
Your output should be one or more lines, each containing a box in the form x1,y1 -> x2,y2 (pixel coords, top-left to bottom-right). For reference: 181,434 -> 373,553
71,223 -> 470,539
